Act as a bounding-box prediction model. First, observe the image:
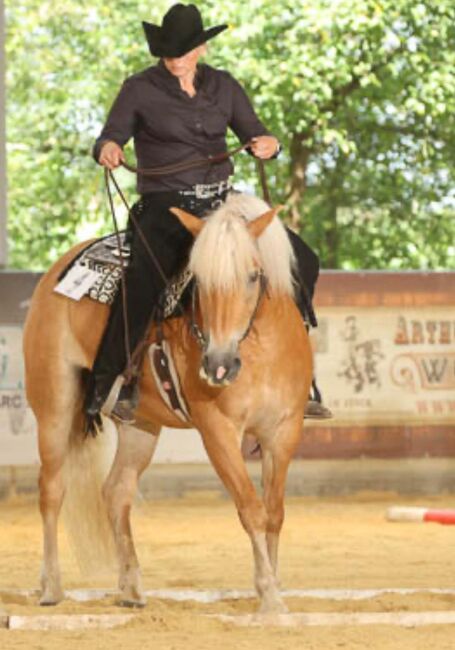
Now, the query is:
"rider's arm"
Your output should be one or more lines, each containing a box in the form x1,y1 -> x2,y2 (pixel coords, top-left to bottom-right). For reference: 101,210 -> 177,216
92,78 -> 138,164
228,76 -> 281,159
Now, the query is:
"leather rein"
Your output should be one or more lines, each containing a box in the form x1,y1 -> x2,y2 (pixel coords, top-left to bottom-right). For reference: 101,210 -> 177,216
105,142 -> 272,380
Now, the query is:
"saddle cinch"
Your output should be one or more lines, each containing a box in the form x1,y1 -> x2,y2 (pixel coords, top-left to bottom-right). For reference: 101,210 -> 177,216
54,234 -> 192,422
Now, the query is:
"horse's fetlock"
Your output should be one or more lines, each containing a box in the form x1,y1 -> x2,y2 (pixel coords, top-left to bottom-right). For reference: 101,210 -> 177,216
255,572 -> 277,598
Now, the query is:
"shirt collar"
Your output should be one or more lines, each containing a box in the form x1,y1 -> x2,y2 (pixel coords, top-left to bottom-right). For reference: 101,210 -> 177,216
157,59 -> 205,92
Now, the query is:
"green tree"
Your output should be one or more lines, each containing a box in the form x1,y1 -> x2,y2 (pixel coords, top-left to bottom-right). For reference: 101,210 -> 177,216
6,0 -> 455,270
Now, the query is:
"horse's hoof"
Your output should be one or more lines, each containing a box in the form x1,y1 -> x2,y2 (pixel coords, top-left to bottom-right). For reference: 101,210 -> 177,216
118,599 -> 146,609
39,598 -> 60,607
258,599 -> 288,616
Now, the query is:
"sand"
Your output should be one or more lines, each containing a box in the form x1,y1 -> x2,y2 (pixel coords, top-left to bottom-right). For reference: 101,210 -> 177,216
1,491 -> 455,649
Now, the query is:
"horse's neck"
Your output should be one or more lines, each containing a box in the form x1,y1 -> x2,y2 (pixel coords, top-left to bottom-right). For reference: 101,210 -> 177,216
258,293 -> 302,332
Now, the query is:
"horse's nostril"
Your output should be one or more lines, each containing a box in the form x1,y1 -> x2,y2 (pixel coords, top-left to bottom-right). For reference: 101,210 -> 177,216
201,352 -> 242,384
229,357 -> 242,380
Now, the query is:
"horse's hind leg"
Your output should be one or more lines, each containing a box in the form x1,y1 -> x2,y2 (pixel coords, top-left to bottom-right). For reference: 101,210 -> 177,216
102,422 -> 160,607
39,433 -> 67,604
37,398 -> 79,605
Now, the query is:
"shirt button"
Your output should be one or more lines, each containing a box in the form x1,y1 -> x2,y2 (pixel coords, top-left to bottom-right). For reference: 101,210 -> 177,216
195,121 -> 202,129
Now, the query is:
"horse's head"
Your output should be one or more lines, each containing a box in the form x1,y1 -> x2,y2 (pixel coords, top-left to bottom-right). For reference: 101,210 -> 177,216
170,194 -> 293,387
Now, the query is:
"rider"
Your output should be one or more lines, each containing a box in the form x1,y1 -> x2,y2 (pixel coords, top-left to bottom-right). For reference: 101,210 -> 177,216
86,3 -> 331,429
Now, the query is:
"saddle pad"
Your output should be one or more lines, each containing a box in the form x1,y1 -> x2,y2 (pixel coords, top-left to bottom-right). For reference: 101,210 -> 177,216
54,233 -> 193,318
54,233 -> 130,305
149,339 -> 191,423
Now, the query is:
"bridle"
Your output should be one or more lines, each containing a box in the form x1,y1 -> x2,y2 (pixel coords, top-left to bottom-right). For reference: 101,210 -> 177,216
188,270 -> 268,351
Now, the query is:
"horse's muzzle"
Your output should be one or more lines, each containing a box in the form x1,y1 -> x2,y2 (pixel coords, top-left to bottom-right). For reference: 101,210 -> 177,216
200,350 -> 242,386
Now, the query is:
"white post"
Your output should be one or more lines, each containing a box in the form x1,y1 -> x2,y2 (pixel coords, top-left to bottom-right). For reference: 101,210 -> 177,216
0,0 -> 7,268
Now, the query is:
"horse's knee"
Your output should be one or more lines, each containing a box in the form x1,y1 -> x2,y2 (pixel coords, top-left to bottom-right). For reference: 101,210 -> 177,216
103,469 -> 137,521
238,499 -> 268,534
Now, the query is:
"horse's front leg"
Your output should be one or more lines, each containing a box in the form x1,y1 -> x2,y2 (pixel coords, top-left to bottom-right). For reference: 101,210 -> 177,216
102,422 -> 160,607
260,418 -> 302,581
197,414 -> 285,615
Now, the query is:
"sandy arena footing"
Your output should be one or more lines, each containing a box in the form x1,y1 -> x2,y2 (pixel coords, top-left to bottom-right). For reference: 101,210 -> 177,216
3,589 -> 455,630
211,611 -> 455,628
3,587 -> 455,603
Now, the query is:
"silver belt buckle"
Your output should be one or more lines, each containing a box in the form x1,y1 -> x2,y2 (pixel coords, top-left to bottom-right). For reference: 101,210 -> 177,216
219,180 -> 230,194
195,184 -> 210,199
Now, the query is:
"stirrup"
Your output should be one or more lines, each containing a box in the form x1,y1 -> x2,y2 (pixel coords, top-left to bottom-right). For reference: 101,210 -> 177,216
304,399 -> 333,420
100,375 -> 126,417
111,401 -> 136,425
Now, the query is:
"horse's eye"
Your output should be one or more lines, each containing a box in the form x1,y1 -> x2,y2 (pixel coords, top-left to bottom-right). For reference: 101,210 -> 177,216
248,270 -> 259,284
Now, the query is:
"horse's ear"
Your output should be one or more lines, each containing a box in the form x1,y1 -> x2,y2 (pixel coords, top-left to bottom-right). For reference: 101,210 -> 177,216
248,206 -> 284,238
169,207 -> 204,237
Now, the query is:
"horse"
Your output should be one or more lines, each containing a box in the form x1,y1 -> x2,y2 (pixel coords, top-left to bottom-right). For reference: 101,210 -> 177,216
23,192 -> 312,614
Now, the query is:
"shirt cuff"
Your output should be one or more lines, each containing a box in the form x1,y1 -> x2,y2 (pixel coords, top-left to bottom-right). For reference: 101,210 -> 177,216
270,141 -> 282,159
92,138 -> 121,164
245,138 -> 282,160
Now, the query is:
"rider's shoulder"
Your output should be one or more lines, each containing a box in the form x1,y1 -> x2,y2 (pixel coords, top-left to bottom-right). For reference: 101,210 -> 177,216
121,65 -> 160,88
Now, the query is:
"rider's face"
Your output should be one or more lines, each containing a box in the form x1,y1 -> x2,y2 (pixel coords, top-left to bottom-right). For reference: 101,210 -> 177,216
163,44 -> 207,79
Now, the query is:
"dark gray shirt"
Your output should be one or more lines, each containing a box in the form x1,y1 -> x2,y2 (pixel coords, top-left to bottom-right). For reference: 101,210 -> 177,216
93,60 -> 273,194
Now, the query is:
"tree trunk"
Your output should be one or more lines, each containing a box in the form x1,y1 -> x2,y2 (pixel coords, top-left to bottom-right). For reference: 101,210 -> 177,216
286,132 -> 313,231
324,198 -> 339,268
322,155 -> 347,269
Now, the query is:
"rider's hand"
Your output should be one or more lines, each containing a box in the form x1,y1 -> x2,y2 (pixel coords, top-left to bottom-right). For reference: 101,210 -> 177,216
99,141 -> 126,170
250,136 -> 280,160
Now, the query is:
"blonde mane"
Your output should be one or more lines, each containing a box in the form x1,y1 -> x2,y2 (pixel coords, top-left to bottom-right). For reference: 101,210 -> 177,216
189,193 -> 296,296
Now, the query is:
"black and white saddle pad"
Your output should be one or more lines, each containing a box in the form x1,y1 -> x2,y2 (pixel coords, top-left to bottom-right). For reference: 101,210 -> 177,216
54,233 -> 193,318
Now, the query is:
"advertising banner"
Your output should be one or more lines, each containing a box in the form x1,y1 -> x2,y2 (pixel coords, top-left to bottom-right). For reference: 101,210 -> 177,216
315,307 -> 455,426
0,325 -> 38,464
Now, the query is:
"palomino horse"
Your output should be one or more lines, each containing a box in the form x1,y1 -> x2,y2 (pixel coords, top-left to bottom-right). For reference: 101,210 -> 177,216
23,192 -> 312,614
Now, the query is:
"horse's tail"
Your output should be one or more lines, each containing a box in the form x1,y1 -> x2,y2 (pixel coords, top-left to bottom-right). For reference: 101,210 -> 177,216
63,417 -> 117,575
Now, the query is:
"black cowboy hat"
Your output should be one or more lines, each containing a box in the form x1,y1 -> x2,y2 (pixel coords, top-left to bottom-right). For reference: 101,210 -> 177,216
142,4 -> 228,58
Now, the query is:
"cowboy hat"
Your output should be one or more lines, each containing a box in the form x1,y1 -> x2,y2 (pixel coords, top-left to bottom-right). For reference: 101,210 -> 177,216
142,4 -> 227,58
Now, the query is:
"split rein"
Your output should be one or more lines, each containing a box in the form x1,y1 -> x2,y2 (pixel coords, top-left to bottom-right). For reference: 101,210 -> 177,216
105,142 -> 272,379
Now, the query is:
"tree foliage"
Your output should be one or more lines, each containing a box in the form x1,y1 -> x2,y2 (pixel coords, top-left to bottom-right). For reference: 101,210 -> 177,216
5,0 -> 455,270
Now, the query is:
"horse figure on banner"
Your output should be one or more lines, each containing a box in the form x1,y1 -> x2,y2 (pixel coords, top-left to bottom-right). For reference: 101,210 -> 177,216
23,193 -> 312,614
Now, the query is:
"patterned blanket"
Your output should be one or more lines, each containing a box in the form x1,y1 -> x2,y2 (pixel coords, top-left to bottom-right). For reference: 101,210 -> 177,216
54,233 -> 193,319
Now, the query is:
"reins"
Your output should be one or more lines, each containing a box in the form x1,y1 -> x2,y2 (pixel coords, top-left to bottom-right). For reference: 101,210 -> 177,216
104,142 -> 273,381
120,141 -> 249,177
